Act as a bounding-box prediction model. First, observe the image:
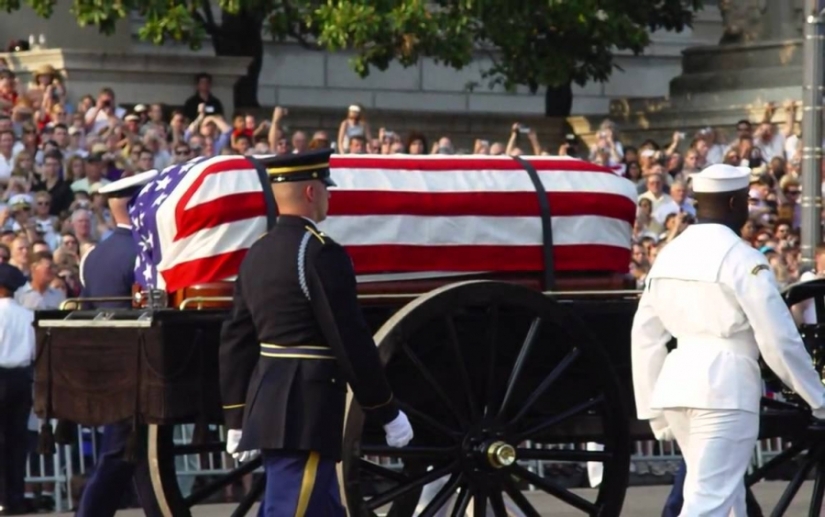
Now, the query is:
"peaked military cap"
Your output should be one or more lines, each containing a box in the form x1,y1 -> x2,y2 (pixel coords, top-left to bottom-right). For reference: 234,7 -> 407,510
99,169 -> 159,199
261,149 -> 336,187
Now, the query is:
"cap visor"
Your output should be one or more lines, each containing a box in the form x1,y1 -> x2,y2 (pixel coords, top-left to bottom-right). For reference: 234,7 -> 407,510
323,177 -> 337,187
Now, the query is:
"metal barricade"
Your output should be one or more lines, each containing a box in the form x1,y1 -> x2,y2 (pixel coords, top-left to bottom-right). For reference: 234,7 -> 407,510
22,420 -> 75,513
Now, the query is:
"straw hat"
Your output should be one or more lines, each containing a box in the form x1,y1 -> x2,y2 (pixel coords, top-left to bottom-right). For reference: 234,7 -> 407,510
33,64 -> 58,81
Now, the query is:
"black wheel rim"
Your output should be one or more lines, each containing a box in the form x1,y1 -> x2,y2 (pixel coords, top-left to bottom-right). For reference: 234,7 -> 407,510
343,280 -> 631,517
146,424 -> 263,516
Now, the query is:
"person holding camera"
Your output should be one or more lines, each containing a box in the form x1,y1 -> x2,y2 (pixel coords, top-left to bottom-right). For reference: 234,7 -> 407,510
506,122 -> 542,156
84,87 -> 125,136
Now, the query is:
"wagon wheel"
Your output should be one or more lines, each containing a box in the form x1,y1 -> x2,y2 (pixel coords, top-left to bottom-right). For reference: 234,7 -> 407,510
745,398 -> 821,517
342,280 -> 631,517
146,424 -> 264,516
745,279 -> 825,517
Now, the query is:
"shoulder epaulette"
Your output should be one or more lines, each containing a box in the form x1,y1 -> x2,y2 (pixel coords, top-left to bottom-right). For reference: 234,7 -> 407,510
304,225 -> 325,244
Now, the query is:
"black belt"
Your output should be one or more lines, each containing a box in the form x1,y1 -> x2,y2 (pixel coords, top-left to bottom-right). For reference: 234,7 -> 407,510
259,343 -> 334,360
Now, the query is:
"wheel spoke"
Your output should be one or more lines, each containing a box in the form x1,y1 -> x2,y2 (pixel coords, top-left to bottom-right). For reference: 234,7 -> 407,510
401,343 -> 470,429
497,317 -> 542,418
360,444 -> 456,460
511,464 -> 598,514
809,450 -> 825,517
489,490 -> 508,517
398,401 -> 462,441
746,442 -> 807,486
770,447 -> 819,516
484,304 -> 501,417
502,477 -> 542,517
516,447 -> 612,463
230,474 -> 265,517
513,395 -> 604,443
445,315 -> 480,422
418,473 -> 464,517
184,456 -> 261,507
472,488 -> 487,515
365,461 -> 458,511
450,484 -> 472,517
509,347 -> 580,427
359,458 -> 408,483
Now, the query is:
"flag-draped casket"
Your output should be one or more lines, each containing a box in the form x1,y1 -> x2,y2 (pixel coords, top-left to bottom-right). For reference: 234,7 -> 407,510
130,155 -> 637,294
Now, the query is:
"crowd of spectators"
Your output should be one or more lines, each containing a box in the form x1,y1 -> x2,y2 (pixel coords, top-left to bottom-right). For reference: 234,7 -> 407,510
627,101 -> 808,291
0,58 -> 812,299
0,50 -> 819,510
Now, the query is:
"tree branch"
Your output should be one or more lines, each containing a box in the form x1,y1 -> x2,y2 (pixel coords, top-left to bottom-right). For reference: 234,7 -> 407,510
193,0 -> 221,37
282,0 -> 321,50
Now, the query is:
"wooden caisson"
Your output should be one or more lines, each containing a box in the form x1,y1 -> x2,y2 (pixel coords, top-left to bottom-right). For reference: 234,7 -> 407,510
32,154 -> 825,517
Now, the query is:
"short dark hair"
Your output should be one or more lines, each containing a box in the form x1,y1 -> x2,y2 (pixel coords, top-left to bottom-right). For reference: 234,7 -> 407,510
737,119 -> 752,128
31,250 -> 53,265
195,72 -> 212,83
53,123 -> 68,132
406,132 -> 428,153
44,149 -> 63,162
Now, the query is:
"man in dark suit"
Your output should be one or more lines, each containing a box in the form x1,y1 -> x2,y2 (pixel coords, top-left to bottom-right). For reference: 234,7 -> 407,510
220,149 -> 413,516
75,169 -> 162,517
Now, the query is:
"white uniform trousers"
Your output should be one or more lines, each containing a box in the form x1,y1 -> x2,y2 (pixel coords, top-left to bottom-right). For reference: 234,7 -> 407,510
663,408 -> 758,517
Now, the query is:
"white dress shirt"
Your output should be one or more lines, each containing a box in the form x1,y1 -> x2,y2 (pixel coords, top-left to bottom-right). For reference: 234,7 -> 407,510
632,223 -> 825,419
0,297 -> 35,368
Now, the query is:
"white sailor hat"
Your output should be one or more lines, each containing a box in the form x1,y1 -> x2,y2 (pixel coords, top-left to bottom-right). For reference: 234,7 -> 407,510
691,164 -> 751,193
99,169 -> 159,198
8,193 -> 32,209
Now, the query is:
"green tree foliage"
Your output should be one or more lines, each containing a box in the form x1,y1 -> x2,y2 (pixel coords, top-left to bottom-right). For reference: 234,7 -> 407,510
0,0 -> 703,104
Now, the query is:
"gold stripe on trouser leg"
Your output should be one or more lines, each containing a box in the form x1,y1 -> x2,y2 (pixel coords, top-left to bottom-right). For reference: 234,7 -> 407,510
295,451 -> 321,517
337,387 -> 353,511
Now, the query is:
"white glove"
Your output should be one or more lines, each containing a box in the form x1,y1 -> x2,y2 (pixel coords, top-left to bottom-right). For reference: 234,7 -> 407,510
813,407 -> 825,421
226,429 -> 260,463
383,411 -> 414,448
649,416 -> 675,442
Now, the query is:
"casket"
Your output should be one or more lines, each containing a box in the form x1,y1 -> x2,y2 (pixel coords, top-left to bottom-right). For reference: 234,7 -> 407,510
136,154 -> 637,306
35,154 -> 637,427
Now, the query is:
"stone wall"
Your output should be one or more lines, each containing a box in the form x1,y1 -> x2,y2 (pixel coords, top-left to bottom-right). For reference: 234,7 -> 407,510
129,2 -> 722,117
247,107 -> 569,154
0,49 -> 250,117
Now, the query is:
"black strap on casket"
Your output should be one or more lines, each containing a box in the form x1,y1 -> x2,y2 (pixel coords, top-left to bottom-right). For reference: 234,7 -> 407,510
511,155 -> 556,291
247,155 -> 280,230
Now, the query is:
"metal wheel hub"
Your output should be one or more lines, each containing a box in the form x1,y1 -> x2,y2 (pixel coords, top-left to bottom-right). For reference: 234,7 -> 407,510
460,427 -> 516,471
484,440 -> 517,469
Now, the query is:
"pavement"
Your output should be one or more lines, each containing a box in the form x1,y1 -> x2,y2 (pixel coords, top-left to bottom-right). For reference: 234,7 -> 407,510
27,481 -> 818,515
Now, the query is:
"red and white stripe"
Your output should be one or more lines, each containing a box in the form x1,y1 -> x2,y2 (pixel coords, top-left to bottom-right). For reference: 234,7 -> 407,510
151,154 -> 637,291
322,155 -> 637,274
155,156 -> 268,291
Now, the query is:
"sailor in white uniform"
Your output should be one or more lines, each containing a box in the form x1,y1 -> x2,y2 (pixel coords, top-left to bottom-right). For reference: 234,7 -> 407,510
631,163 -> 825,516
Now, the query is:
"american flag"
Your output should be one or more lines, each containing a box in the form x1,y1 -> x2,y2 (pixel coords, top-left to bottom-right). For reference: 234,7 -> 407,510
321,155 -> 637,274
129,155 -> 270,292
129,154 -> 636,294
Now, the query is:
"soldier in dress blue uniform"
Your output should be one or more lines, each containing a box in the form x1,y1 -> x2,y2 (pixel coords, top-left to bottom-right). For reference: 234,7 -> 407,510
75,169 -> 161,517
220,149 -> 414,516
